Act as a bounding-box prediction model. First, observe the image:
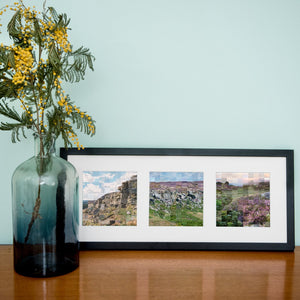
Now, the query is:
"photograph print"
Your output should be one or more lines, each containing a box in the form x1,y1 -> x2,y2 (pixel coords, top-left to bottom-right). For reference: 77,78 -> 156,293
149,172 -> 204,226
82,171 -> 137,226
216,172 -> 270,227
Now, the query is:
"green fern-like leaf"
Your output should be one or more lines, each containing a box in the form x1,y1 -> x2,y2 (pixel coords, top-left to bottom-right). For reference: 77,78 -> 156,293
57,13 -> 70,28
62,46 -> 95,83
33,18 -> 43,45
69,109 -> 96,137
0,100 -> 23,121
0,47 -> 9,69
47,7 -> 59,23
0,122 -> 27,142
48,43 -> 61,71
7,10 -> 22,39
45,106 -> 67,135
45,7 -> 70,31
0,103 -> 32,142
7,50 -> 16,70
0,80 -> 18,99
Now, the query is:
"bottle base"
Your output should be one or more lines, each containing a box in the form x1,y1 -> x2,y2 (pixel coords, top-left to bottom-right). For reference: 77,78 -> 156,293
14,256 -> 78,277
14,242 -> 79,278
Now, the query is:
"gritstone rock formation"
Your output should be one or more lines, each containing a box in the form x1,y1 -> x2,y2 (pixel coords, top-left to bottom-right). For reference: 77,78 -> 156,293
82,175 -> 137,226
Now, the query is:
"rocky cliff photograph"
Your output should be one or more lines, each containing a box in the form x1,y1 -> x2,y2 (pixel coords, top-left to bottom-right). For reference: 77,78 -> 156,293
216,172 -> 270,227
149,172 -> 204,226
82,171 -> 137,226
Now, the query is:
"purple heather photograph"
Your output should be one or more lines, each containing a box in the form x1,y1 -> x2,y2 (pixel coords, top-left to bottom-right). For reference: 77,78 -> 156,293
216,172 -> 270,227
149,172 -> 204,226
82,171 -> 137,226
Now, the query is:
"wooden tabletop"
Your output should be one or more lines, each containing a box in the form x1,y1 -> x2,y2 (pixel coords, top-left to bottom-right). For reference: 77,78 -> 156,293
0,245 -> 299,299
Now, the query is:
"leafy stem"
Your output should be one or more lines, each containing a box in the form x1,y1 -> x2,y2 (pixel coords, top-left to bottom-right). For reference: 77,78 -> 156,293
24,181 -> 41,243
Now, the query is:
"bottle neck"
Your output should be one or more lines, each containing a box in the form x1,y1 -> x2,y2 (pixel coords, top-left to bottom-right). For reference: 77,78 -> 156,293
34,133 -> 56,158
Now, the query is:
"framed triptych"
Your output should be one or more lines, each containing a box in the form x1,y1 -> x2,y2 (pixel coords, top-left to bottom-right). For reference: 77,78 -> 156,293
60,148 -> 294,251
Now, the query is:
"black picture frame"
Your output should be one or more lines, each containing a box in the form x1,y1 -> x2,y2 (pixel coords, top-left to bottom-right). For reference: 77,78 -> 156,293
60,148 -> 295,251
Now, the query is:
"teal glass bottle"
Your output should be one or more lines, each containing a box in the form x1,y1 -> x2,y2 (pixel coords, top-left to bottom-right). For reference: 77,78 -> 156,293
12,133 -> 79,277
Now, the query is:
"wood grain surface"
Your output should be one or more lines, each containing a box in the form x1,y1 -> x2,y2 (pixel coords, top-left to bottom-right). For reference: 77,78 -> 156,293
0,246 -> 299,299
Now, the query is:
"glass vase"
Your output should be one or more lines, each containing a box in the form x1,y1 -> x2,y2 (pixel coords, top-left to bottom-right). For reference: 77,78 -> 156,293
12,133 -> 79,277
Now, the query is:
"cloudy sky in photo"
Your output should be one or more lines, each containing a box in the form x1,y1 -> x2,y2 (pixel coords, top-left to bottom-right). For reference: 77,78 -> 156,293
83,171 -> 136,201
150,172 -> 203,182
216,172 -> 270,186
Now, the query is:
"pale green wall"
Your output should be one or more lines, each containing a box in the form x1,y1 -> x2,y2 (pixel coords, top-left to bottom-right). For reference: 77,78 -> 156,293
0,0 -> 299,245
